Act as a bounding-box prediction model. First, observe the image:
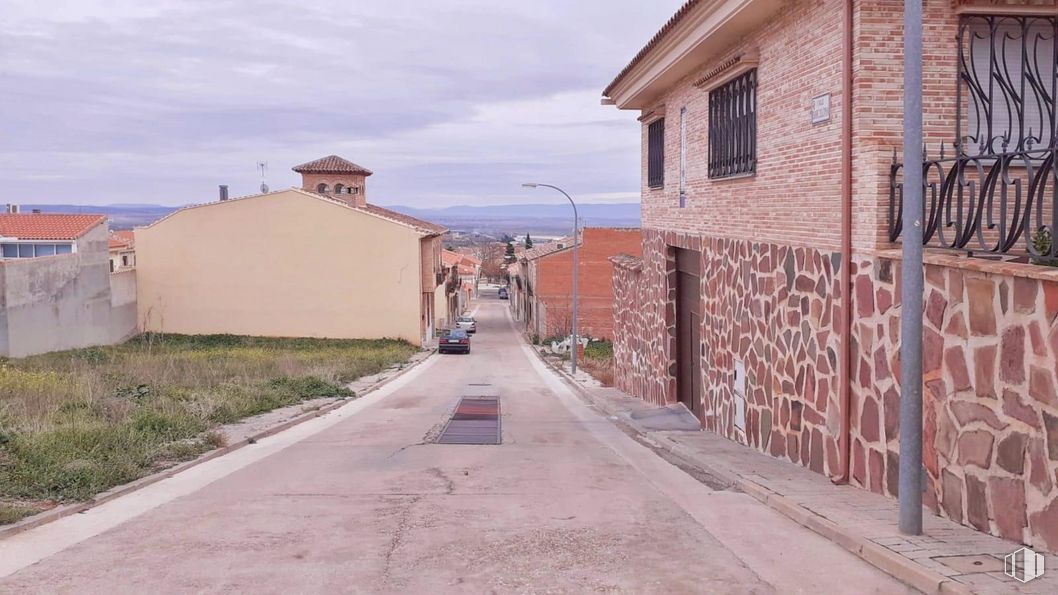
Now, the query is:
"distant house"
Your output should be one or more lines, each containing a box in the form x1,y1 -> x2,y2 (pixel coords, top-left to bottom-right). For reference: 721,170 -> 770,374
135,156 -> 447,346
0,213 -> 137,356
508,228 -> 641,341
108,230 -> 135,272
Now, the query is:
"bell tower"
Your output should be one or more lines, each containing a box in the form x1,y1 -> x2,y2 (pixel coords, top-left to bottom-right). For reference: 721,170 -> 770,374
292,155 -> 374,207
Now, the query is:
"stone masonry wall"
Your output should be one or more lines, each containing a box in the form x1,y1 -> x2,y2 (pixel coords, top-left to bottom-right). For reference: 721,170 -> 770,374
613,228 -> 844,476
851,256 -> 1058,551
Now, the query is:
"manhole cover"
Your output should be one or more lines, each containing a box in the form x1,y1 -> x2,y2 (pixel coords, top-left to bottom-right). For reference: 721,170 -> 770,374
436,396 -> 501,445
933,554 -> 1004,574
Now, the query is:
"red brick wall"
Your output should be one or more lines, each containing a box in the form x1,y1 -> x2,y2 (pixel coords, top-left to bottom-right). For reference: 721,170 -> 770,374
299,173 -> 368,206
534,228 -> 642,340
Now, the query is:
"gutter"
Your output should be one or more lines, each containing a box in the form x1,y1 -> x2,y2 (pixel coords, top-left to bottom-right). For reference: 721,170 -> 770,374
834,0 -> 854,485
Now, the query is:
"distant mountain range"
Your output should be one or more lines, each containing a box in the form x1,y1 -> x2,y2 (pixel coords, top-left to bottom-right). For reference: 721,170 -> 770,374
21,201 -> 640,234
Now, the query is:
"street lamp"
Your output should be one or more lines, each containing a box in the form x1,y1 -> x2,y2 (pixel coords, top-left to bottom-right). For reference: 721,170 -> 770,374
522,182 -> 580,375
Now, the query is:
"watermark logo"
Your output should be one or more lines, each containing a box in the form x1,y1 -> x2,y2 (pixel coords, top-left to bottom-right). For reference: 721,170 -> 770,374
1004,547 -> 1045,583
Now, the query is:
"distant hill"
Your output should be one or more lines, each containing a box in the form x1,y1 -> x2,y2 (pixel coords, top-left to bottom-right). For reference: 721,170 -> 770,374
19,201 -> 640,235
23,204 -> 180,229
386,203 -> 640,236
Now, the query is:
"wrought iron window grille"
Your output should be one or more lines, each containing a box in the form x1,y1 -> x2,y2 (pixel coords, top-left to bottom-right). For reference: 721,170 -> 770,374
890,15 -> 1057,261
648,118 -> 665,188
708,69 -> 757,179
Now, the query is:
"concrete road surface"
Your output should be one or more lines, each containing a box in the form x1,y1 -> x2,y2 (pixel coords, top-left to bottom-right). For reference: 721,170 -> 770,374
0,289 -> 910,594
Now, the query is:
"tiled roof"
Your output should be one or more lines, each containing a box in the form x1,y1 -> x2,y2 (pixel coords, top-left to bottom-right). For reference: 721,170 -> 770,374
522,237 -> 575,261
0,213 -> 106,241
357,203 -> 447,236
442,249 -> 464,267
292,155 -> 373,176
109,230 -> 135,250
459,254 -> 482,266
602,0 -> 701,98
610,253 -> 644,271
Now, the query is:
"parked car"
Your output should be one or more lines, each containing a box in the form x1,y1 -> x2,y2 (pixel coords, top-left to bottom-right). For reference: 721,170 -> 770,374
498,287 -> 509,300
456,316 -> 476,333
439,329 -> 471,354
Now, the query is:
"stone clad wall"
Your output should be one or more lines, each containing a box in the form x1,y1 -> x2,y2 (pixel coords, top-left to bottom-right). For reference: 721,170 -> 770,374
850,255 -> 1058,551
612,228 -> 844,475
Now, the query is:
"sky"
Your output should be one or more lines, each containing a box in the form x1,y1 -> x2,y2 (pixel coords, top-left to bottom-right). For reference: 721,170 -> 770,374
0,0 -> 683,208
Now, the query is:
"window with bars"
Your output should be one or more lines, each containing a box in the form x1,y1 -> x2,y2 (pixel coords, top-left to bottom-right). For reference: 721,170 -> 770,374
959,15 -> 1056,155
647,118 -> 665,188
708,69 -> 757,178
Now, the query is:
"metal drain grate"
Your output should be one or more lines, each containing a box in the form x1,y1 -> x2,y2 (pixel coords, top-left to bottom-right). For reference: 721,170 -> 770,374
436,396 -> 501,445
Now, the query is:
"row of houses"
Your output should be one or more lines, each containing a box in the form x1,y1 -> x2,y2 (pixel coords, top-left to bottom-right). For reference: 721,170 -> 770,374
507,228 -> 641,341
0,155 -> 473,357
601,0 -> 1058,552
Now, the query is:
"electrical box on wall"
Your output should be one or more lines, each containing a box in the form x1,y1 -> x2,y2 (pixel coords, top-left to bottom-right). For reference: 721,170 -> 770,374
733,360 -> 746,432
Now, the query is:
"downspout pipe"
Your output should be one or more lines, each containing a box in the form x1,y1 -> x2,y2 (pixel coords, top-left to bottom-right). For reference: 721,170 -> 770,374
834,0 -> 855,485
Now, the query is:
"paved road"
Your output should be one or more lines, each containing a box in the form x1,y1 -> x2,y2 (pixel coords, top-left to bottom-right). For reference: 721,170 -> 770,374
0,289 -> 909,594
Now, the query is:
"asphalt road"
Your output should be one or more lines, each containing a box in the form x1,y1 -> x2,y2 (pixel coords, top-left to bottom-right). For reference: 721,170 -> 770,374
0,289 -> 909,594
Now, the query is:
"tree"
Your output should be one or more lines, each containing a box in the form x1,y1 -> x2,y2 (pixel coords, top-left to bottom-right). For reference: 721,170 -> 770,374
472,242 -> 505,282
504,241 -> 516,264
524,234 -> 533,249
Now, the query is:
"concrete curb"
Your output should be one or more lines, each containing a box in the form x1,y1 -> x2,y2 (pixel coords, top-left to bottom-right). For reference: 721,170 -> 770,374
526,345 -> 972,595
0,349 -> 436,542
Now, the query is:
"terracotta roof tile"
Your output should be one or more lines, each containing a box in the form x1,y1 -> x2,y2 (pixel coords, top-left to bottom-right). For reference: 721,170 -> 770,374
356,203 -> 447,236
109,230 -> 135,250
602,0 -> 701,98
0,213 -> 106,241
522,237 -> 575,261
442,249 -> 464,266
292,155 -> 373,176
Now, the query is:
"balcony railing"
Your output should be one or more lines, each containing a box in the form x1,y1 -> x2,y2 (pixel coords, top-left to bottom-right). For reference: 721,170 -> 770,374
890,146 -> 1057,259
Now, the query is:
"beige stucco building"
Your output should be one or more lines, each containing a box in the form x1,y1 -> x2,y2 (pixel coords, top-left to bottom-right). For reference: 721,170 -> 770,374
136,156 -> 447,346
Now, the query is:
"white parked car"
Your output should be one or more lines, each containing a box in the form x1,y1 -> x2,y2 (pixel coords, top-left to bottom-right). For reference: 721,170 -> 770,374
456,316 -> 476,333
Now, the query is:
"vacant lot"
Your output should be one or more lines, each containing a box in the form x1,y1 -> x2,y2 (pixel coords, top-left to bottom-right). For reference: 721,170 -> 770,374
0,334 -> 416,523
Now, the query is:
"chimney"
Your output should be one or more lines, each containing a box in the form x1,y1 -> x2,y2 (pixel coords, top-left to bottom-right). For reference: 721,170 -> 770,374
219,185 -> 229,201
6,204 -> 19,214
31,209 -> 41,214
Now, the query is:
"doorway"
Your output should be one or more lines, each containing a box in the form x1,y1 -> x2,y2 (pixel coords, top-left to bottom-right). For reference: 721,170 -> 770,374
674,248 -> 703,420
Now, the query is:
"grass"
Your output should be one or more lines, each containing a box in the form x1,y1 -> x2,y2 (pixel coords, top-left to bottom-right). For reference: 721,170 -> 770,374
0,334 -> 416,519
580,340 -> 615,387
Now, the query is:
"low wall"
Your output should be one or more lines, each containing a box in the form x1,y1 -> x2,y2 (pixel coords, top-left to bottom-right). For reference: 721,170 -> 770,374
851,253 -> 1058,551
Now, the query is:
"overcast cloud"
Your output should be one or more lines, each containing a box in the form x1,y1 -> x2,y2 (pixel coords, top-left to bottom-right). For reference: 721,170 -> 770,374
0,0 -> 682,207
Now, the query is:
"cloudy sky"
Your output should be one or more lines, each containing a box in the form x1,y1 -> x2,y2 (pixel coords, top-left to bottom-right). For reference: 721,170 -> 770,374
0,0 -> 682,207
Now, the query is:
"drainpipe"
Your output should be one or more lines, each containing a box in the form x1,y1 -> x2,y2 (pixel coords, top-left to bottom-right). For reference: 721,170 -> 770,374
834,0 -> 855,485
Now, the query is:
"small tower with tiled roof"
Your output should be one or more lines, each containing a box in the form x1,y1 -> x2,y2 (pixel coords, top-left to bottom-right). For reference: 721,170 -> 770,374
292,155 -> 373,207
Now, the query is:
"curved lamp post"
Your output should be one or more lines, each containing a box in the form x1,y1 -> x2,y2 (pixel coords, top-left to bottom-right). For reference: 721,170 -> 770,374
522,183 -> 580,375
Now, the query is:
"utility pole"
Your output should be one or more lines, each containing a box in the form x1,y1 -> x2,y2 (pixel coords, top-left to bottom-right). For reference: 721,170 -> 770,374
898,0 -> 924,536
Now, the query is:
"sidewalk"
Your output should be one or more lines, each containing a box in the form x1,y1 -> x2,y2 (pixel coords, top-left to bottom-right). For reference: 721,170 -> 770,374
539,355 -> 1055,595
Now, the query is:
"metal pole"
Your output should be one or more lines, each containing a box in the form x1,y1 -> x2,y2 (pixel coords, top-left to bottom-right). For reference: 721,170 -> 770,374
522,183 -> 579,375
898,0 -> 924,536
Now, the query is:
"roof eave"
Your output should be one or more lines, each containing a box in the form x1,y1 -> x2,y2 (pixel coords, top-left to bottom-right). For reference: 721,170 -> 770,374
603,0 -> 786,110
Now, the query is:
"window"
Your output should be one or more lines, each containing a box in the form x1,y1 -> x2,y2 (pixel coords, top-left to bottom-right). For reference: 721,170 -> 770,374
647,118 -> 665,188
679,107 -> 687,207
352,186 -> 360,195
334,183 -> 345,194
122,255 -> 130,266
316,183 -> 329,193
708,69 -> 757,178
0,243 -> 74,258
959,15 -> 1056,155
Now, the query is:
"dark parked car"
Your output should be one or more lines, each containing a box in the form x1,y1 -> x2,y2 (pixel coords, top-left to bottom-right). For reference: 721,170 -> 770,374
498,287 -> 509,300
439,329 -> 471,354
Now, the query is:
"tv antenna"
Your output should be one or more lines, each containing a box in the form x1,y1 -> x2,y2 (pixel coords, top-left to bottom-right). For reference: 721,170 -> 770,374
257,161 -> 269,193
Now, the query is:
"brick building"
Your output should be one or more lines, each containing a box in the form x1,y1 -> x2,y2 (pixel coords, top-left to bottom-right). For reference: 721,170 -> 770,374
509,228 -> 641,341
604,0 -> 1057,550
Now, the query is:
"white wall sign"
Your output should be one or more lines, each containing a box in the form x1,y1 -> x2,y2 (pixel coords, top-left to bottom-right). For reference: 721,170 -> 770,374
811,94 -> 831,124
